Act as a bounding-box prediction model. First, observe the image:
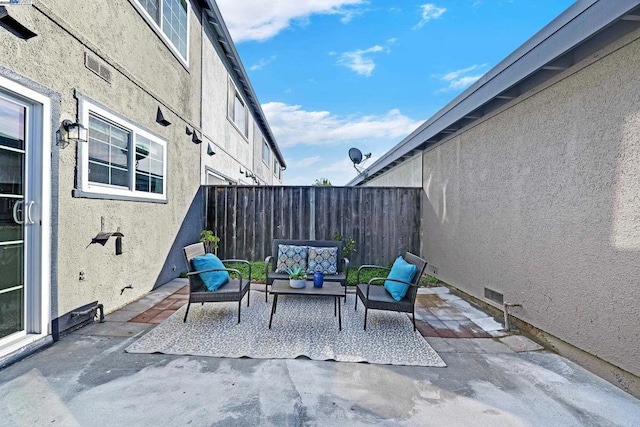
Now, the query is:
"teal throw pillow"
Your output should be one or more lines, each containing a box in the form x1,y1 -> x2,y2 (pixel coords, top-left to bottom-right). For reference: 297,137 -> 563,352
384,256 -> 418,301
191,253 -> 229,291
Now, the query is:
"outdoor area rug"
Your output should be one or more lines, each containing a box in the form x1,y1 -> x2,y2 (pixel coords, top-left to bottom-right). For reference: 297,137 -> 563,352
126,291 -> 446,367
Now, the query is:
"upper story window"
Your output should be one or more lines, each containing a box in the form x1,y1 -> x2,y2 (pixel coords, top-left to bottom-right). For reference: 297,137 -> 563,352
136,0 -> 189,63
77,99 -> 167,202
228,81 -> 248,138
274,159 -> 281,179
262,138 -> 270,165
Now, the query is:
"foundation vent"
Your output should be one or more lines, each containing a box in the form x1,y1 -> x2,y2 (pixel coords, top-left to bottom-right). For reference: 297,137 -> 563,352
85,52 -> 112,83
484,287 -> 504,305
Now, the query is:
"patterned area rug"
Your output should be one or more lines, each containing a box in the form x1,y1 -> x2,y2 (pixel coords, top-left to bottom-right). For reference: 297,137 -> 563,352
126,291 -> 446,367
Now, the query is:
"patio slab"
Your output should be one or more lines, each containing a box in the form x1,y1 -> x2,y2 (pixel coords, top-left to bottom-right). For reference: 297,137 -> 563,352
1,334 -> 638,426
501,335 -> 545,353
0,279 -> 638,425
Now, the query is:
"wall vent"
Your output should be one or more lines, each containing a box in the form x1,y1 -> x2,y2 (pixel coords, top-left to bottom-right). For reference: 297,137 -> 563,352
85,53 -> 112,83
484,287 -> 504,305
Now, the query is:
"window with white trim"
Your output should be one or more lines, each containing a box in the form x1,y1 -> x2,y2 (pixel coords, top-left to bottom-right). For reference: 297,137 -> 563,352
228,81 -> 248,138
136,0 -> 188,62
262,138 -> 270,165
274,159 -> 281,179
79,100 -> 167,201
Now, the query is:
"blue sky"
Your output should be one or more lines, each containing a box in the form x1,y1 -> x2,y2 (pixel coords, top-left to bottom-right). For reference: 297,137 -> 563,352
216,0 -> 576,185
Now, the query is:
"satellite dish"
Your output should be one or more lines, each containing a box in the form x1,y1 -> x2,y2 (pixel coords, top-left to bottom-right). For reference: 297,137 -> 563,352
348,147 -> 372,177
349,147 -> 363,165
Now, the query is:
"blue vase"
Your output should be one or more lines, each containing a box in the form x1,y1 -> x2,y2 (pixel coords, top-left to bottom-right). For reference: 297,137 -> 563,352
313,271 -> 324,288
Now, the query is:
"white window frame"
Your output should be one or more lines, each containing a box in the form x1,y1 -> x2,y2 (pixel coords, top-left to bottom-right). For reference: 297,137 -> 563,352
262,138 -> 270,165
78,99 -> 168,202
205,168 -> 235,186
274,158 -> 280,177
133,0 -> 190,67
227,80 -> 249,140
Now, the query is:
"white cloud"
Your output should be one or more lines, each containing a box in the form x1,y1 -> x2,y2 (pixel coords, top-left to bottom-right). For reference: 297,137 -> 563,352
249,55 -> 276,71
337,45 -> 384,77
447,75 -> 483,90
262,102 -> 422,148
292,156 -> 323,169
436,64 -> 488,92
216,0 -> 366,43
413,4 -> 446,29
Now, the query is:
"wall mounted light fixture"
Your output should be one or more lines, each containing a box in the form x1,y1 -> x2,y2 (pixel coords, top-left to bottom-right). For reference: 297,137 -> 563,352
62,120 -> 88,143
207,143 -> 215,156
156,107 -> 171,126
192,130 -> 202,144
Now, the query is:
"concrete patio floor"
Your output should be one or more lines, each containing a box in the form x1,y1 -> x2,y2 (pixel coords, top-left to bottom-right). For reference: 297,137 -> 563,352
0,279 -> 639,426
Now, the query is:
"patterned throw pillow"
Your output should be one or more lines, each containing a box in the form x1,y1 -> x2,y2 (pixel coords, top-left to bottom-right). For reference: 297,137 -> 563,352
307,247 -> 338,275
276,245 -> 308,273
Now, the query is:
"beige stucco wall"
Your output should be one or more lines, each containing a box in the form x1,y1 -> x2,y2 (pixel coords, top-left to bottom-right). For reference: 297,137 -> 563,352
0,0 -> 204,315
362,154 -> 422,188
419,34 -> 640,377
200,36 -> 281,186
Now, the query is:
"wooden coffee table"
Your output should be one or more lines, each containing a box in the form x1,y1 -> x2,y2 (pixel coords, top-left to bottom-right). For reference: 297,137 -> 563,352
269,279 -> 343,330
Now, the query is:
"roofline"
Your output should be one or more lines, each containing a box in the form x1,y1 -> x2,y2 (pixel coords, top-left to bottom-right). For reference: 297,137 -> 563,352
201,0 -> 286,169
348,0 -> 640,185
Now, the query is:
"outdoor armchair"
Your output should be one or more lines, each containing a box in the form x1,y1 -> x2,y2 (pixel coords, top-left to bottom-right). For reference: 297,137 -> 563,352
183,242 -> 251,323
354,252 -> 427,331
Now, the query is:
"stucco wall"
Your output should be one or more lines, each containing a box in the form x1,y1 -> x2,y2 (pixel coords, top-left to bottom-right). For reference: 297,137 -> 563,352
363,154 -> 422,188
421,34 -> 640,377
0,1 -> 204,316
200,32 -> 280,185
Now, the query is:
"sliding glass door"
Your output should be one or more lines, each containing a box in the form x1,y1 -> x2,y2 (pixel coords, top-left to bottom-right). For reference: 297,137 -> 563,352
0,94 -> 27,340
0,81 -> 48,345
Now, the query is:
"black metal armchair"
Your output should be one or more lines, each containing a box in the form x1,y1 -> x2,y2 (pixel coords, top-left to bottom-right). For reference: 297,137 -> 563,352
183,242 -> 251,323
354,252 -> 427,331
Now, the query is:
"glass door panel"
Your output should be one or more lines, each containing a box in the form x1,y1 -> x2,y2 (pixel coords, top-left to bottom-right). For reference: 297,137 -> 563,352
0,95 -> 26,340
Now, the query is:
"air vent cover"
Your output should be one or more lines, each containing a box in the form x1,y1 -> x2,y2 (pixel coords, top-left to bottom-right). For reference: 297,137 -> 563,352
484,287 -> 504,305
85,52 -> 112,83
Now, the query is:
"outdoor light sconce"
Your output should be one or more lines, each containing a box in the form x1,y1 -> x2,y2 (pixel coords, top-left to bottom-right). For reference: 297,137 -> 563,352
185,125 -> 193,135
192,130 -> 202,144
207,143 -> 215,156
156,106 -> 171,126
62,120 -> 88,144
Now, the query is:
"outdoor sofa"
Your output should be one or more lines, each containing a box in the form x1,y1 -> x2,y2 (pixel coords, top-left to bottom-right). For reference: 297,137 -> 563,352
264,239 -> 350,302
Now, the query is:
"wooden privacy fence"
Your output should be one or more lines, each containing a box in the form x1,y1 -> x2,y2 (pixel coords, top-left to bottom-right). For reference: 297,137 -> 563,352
205,186 -> 422,267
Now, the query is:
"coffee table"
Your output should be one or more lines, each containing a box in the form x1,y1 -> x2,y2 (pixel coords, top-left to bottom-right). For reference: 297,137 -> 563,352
269,279 -> 343,330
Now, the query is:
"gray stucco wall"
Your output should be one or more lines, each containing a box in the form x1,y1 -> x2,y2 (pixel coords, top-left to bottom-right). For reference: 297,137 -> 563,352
362,154 -> 422,188
0,0 -> 204,315
417,33 -> 640,377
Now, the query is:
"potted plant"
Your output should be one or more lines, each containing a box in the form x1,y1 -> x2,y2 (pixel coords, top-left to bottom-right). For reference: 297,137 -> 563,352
285,265 -> 307,289
199,230 -> 220,255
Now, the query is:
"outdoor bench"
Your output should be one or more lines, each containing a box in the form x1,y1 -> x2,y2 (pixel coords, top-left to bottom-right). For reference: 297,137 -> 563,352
264,239 -> 350,302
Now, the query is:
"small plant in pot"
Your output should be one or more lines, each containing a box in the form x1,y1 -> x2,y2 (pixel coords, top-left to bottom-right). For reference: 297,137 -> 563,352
286,265 -> 307,289
199,230 -> 220,254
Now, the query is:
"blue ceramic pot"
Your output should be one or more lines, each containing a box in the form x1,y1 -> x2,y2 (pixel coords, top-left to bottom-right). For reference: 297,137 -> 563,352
313,271 -> 324,288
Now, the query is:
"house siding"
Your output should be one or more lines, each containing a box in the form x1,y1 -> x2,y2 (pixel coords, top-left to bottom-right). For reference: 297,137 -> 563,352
399,33 -> 640,378
0,0 -> 282,352
0,1 -> 205,317
200,31 -> 281,186
362,155 -> 422,188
